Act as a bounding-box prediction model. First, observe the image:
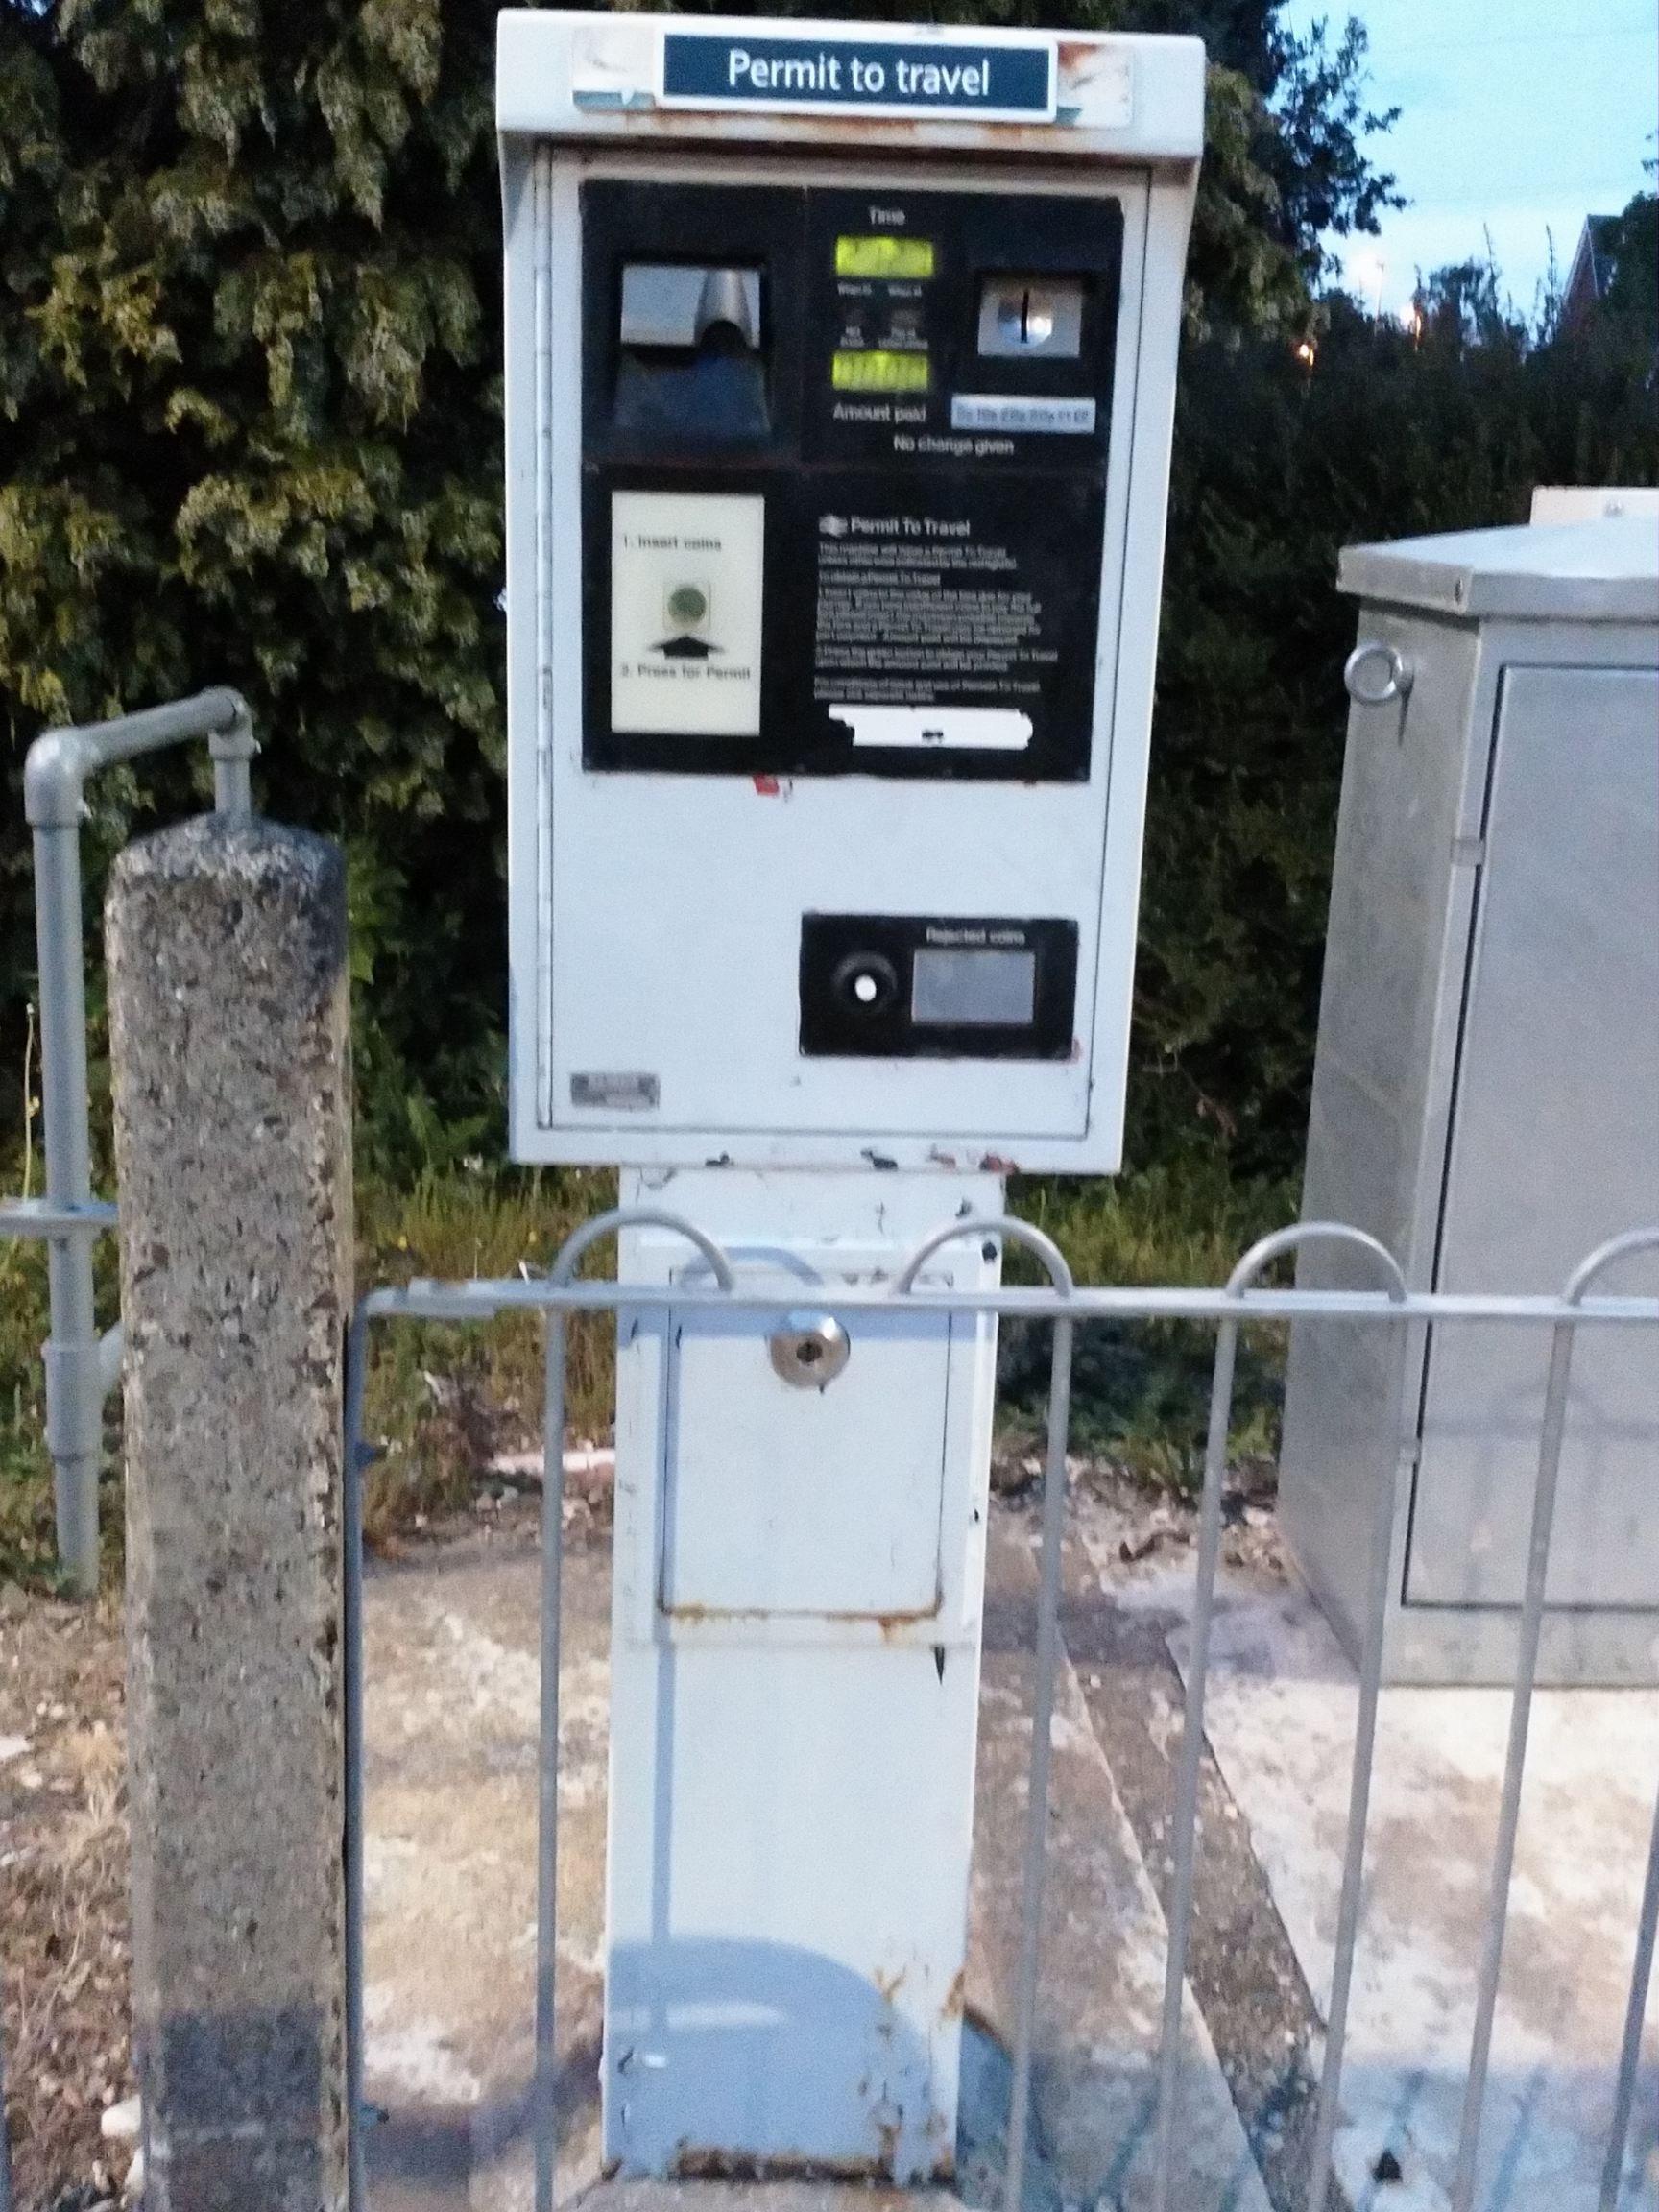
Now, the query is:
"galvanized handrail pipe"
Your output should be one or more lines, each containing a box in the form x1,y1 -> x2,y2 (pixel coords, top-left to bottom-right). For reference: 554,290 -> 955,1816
22,686 -> 256,1595
1150,1223 -> 1407,2212
532,1209 -> 734,2212
1601,1735 -> 1659,2211
341,1302 -> 373,2212
362,1278 -> 1659,1328
894,1215 -> 1075,2212
341,1208 -> 739,2212
1453,1226 -> 1659,2212
0,1199 -> 119,1238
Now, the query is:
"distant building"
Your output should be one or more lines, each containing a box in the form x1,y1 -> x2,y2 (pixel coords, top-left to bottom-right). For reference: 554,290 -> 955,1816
1561,214 -> 1621,330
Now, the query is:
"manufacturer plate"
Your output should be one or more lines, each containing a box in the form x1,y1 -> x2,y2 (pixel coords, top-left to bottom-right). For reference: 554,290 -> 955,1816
570,1072 -> 661,1110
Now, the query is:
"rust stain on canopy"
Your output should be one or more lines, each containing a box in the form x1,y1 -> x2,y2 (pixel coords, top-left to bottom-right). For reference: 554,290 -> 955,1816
556,108 -> 1076,159
504,18 -> 1203,169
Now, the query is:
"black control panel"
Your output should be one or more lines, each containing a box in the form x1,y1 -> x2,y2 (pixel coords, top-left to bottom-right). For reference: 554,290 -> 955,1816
581,179 -> 1122,781
799,915 -> 1078,1058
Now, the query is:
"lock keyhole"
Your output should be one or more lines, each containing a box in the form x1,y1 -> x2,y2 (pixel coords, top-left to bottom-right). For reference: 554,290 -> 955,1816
768,1311 -> 852,1390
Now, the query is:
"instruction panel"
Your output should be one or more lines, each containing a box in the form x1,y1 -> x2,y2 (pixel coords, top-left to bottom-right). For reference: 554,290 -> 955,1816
811,479 -> 1101,764
611,492 -> 765,735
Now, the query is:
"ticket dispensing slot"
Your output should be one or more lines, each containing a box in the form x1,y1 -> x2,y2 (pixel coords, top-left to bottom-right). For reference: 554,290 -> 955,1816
614,261 -> 769,443
587,180 -> 803,459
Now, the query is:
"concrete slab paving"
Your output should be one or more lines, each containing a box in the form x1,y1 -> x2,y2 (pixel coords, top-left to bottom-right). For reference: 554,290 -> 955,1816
1165,1574 -> 1659,2212
972,1510 -> 1271,2212
358,1455 -> 1659,2212
1054,1493 -> 1326,2212
359,1503 -> 1271,2212
360,1522 -> 611,2211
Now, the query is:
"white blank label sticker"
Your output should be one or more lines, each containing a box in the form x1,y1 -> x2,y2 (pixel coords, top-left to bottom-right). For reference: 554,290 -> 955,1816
912,948 -> 1037,1025
828,704 -> 1033,750
612,492 -> 764,735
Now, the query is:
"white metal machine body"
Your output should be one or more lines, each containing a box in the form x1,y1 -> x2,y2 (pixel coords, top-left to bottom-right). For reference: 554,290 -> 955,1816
607,1168 -> 1001,2177
499,10 -> 1202,1174
496,12 -> 1201,2178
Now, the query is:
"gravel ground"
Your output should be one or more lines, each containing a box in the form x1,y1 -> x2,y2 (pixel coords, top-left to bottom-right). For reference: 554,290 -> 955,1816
0,1449 -> 1309,2212
0,1584 -> 134,2211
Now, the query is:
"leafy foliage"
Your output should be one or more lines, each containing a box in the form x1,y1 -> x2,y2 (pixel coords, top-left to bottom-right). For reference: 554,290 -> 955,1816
1,0 -> 506,1177
1592,185 -> 1658,327
1133,239 -> 1658,1177
1,0 -> 1654,1204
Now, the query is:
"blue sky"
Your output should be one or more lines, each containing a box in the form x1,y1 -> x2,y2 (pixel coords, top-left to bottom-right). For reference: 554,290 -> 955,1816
1279,0 -> 1659,323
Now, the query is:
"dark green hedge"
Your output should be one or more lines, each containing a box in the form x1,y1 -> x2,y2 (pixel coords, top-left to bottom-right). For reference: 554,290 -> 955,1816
2,0 -> 1653,1188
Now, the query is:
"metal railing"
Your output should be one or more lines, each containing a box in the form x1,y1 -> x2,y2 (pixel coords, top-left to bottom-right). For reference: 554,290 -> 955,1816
341,1209 -> 1659,2212
2,687 -> 257,1596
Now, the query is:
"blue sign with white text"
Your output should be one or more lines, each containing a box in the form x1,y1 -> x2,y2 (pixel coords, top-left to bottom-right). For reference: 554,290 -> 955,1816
660,32 -> 1057,120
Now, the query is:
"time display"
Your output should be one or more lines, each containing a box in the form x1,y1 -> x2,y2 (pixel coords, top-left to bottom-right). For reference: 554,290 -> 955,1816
834,235 -> 937,279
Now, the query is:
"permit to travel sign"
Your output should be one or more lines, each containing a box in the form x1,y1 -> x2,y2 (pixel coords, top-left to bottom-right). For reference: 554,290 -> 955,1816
658,30 -> 1059,122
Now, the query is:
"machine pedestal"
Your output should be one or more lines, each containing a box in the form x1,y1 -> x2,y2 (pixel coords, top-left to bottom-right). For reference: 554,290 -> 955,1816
603,1168 -> 1002,2180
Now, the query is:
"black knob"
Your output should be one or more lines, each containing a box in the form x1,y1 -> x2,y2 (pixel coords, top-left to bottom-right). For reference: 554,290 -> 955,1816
830,951 -> 900,1016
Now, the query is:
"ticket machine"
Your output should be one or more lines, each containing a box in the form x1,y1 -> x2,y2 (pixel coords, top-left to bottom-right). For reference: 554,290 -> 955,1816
497,11 -> 1203,2177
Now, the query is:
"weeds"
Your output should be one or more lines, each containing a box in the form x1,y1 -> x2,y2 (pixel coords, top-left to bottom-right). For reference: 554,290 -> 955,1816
998,1158 -> 1297,1488
0,1594 -> 133,2200
0,1146 -> 1298,1581
354,1165 -> 618,1545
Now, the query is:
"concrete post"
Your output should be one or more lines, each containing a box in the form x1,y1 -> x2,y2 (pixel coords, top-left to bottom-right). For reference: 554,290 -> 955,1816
106,817 -> 351,2211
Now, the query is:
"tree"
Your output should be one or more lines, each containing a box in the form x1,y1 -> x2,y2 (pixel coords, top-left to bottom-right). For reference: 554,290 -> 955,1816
0,0 -> 1396,1179
1,0 -> 506,1174
1599,188 -> 1659,325
1132,263 -> 1658,1181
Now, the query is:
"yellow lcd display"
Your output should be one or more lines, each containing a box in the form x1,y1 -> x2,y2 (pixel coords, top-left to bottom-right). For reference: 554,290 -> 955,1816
835,235 -> 937,280
831,349 -> 932,394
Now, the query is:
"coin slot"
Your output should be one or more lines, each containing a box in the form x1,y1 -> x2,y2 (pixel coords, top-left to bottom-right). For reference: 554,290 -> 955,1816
976,276 -> 1084,360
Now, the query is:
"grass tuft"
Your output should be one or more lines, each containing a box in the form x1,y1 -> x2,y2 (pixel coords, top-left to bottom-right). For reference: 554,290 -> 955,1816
0,1148 -> 1299,1577
353,1165 -> 618,1544
1000,1161 -> 1298,1488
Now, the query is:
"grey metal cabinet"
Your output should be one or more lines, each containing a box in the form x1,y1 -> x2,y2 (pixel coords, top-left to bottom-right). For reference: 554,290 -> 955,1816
1279,515 -> 1659,1685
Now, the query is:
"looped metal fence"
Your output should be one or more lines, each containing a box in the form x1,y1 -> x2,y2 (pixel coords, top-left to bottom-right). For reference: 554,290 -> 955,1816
330,1208 -> 1659,2212
6,1210 -> 1656,2207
